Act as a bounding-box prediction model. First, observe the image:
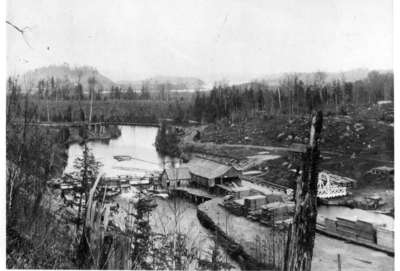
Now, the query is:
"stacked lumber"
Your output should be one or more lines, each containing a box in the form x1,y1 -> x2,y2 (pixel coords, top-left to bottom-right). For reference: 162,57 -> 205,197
223,200 -> 245,216
336,217 -> 358,239
232,188 -> 252,199
323,217 -> 377,244
260,202 -> 295,221
244,195 -> 267,210
275,218 -> 293,229
325,218 -> 337,233
355,220 -> 376,243
265,194 -> 283,203
376,227 -> 394,249
247,209 -> 263,221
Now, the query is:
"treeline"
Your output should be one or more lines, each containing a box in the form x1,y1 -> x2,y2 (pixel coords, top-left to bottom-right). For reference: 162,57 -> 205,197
7,70 -> 393,125
7,77 -> 187,124
191,71 -> 394,123
31,76 -> 194,101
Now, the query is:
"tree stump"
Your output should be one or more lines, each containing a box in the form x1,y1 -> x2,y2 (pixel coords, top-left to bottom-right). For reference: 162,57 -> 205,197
284,111 -> 323,271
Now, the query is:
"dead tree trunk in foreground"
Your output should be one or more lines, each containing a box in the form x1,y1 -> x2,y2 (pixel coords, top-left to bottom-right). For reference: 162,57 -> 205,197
284,111 -> 323,271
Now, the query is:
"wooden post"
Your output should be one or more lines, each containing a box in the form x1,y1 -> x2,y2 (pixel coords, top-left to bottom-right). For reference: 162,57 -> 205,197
337,254 -> 341,271
283,111 -> 323,271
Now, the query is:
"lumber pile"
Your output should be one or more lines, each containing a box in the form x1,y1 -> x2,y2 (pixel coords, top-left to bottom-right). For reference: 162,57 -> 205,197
324,218 -> 337,233
355,220 -> 376,243
323,217 -> 378,244
246,201 -> 295,224
244,195 -> 268,210
335,217 -> 358,239
223,200 -> 245,216
376,227 -> 394,249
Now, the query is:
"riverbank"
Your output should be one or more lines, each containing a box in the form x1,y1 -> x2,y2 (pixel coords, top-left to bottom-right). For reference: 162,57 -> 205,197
197,198 -> 394,271
67,124 -> 121,144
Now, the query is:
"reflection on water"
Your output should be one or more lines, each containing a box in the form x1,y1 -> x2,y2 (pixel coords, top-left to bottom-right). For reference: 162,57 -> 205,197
64,125 -> 180,177
151,198 -> 240,269
114,195 -> 240,270
63,125 -> 240,269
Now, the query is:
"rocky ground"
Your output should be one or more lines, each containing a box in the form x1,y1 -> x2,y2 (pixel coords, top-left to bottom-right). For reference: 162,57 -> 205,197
180,104 -> 394,212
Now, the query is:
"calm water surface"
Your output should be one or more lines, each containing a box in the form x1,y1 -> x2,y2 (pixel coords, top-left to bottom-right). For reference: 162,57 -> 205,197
64,125 -> 179,177
64,125 -> 240,269
63,125 -> 391,268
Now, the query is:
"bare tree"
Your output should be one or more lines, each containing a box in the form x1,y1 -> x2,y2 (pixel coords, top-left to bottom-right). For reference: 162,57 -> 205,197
88,76 -> 96,124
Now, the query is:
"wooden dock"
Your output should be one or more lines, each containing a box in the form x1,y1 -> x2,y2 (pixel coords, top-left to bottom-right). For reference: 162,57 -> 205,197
170,187 -> 214,204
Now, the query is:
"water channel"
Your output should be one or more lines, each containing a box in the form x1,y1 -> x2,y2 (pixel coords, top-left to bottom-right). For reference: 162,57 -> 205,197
63,125 -> 240,269
63,125 -> 393,270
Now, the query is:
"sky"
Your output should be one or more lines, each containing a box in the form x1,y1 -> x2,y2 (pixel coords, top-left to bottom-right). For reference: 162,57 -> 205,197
6,0 -> 393,82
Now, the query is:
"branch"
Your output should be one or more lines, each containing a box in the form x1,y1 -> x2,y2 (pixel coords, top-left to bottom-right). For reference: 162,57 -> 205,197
6,20 -> 33,48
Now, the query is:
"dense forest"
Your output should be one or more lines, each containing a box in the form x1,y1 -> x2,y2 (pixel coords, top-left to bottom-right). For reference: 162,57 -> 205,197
7,70 -> 393,125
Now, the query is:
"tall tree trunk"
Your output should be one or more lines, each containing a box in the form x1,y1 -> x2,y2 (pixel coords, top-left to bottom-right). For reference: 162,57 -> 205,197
89,90 -> 93,124
284,111 -> 323,271
46,97 -> 50,122
278,87 -> 282,114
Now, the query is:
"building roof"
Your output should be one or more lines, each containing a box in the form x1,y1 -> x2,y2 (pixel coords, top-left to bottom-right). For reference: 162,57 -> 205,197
231,186 -> 251,192
186,158 -> 238,179
244,195 -> 266,200
164,167 -> 191,180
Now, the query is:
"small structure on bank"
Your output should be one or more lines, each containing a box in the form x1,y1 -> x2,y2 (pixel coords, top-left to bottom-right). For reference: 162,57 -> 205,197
367,166 -> 394,176
160,167 -> 191,189
185,157 -> 241,193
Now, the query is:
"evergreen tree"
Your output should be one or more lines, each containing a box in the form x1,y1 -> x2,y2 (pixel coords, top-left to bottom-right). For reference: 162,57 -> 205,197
344,82 -> 353,103
65,105 -> 73,122
193,91 -> 203,122
126,86 -> 136,100
155,122 -> 181,157
174,100 -> 185,123
72,143 -> 102,268
80,108 -> 85,122
75,83 -> 84,100
257,89 -> 264,111
131,191 -> 156,269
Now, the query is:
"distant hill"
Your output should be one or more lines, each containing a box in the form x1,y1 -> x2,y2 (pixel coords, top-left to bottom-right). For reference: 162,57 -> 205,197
21,64 -> 115,91
117,76 -> 205,91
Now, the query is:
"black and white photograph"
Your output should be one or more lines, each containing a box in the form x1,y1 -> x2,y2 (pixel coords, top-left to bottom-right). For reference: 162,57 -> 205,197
5,0 -> 396,270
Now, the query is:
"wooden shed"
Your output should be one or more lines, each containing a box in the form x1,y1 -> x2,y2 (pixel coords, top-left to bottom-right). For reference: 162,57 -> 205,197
160,167 -> 191,189
186,157 -> 240,192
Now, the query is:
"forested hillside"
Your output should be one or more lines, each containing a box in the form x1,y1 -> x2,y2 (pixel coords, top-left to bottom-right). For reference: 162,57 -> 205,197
8,69 -> 393,126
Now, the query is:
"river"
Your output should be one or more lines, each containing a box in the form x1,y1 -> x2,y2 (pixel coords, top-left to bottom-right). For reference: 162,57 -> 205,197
63,125 -> 240,269
63,125 -> 392,270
